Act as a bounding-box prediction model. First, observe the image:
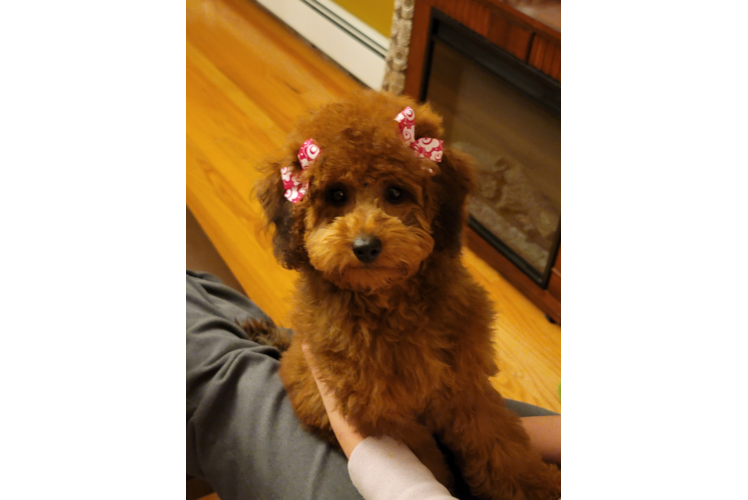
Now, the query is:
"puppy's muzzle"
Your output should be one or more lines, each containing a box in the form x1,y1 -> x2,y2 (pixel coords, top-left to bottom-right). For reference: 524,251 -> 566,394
352,235 -> 382,264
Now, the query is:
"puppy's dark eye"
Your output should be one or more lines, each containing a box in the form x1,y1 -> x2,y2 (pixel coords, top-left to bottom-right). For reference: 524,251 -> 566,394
327,188 -> 347,206
385,186 -> 406,204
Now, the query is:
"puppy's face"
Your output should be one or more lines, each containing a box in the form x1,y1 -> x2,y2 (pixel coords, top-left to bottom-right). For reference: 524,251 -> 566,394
302,144 -> 436,292
256,91 -> 475,293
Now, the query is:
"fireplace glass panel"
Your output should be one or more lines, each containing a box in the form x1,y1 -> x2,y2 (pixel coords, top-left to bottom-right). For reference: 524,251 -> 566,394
426,40 -> 560,280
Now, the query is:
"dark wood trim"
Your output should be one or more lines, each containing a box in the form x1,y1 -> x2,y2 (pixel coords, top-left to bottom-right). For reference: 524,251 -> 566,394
487,11 -> 533,60
528,35 -> 561,80
467,228 -> 561,323
474,0 -> 560,43
405,0 -> 559,102
560,33 -> 748,83
547,269 -> 561,302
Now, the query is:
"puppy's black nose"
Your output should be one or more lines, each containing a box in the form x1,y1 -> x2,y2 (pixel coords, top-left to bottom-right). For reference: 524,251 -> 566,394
352,235 -> 382,264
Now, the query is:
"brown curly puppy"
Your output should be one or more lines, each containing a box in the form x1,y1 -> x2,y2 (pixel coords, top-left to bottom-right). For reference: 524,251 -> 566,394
253,90 -> 560,500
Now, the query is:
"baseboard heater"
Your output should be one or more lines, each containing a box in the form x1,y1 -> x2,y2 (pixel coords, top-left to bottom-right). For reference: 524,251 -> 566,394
255,0 -> 388,89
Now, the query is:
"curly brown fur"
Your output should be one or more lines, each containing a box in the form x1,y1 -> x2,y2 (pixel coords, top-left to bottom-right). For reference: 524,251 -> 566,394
255,90 -> 560,500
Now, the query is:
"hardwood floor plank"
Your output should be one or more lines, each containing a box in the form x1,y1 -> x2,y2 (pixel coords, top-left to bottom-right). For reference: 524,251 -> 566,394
464,250 -> 561,411
187,41 -> 287,157
187,137 -> 297,323
187,0 -> 360,130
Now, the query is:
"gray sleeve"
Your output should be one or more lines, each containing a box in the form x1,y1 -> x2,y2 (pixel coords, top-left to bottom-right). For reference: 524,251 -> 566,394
504,399 -> 559,418
186,271 -> 363,500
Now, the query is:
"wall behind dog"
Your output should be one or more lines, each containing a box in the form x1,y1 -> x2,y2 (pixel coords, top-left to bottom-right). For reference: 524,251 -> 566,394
331,0 -> 396,37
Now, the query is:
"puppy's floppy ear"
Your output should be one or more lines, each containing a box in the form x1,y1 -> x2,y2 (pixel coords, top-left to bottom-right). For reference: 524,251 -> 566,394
254,155 -> 308,269
430,147 -> 476,256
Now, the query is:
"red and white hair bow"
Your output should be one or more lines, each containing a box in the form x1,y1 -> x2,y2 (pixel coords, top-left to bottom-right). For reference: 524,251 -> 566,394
395,106 -> 443,163
282,107 -> 441,203
281,139 -> 320,203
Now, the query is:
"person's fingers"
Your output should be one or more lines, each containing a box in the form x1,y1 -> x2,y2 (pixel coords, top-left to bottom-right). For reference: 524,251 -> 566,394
520,416 -> 561,464
301,343 -> 332,398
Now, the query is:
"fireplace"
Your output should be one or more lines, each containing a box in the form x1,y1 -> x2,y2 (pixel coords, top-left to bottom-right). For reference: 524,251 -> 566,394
424,12 -> 560,284
403,0 -> 562,322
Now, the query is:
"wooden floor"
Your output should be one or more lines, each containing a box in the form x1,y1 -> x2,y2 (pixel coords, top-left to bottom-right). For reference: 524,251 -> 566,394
186,0 -> 561,413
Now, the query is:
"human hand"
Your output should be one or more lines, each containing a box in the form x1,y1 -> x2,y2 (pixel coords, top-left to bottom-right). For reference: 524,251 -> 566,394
301,344 -> 559,465
301,343 -> 366,458
521,416 -> 561,464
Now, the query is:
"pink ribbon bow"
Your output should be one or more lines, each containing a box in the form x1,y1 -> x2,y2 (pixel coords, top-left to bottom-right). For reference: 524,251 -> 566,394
395,107 -> 443,163
281,139 -> 320,203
